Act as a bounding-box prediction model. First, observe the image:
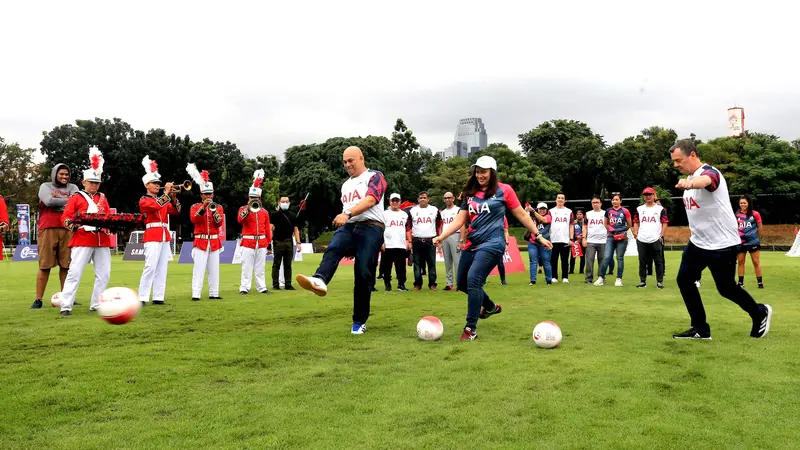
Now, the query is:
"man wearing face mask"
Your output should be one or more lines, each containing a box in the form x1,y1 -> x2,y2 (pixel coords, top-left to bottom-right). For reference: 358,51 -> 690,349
270,196 -> 302,290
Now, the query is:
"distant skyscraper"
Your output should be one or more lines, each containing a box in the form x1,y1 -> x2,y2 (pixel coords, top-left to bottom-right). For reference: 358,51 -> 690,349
454,118 -> 488,156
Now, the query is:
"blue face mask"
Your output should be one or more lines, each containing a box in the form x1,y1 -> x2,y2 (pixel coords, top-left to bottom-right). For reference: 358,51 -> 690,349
280,203 -> 289,210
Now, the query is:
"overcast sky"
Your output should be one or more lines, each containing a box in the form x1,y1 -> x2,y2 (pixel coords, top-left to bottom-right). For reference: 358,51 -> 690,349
2,0 -> 798,159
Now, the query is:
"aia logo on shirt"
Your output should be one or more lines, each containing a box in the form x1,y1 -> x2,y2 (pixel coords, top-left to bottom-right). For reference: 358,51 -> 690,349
739,222 -> 753,230
588,218 -> 603,226
443,217 -> 454,224
389,220 -> 405,228
416,216 -> 433,224
553,216 -> 569,224
640,215 -> 657,223
683,197 -> 700,210
342,190 -> 362,204
468,202 -> 490,215
609,216 -> 624,225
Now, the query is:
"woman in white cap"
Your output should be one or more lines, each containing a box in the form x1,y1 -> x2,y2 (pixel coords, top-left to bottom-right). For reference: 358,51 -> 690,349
434,156 -> 552,341
524,202 -> 553,285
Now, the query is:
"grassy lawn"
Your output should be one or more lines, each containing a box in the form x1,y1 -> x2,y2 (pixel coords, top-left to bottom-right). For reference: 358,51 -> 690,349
1,252 -> 799,449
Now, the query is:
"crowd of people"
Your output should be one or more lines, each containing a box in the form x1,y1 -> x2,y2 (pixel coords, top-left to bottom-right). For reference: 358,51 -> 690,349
3,141 -> 773,342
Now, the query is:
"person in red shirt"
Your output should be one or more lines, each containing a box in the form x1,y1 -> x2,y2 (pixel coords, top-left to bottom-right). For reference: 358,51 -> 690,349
32,163 -> 79,308
0,195 -> 9,258
137,156 -> 181,305
186,163 -> 224,301
58,148 -> 112,316
238,170 -> 272,294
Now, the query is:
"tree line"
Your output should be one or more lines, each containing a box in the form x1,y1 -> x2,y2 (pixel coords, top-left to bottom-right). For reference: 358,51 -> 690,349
1,117 -> 798,243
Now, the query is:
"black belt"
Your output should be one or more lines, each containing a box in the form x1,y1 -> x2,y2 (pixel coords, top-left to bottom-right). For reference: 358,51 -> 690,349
413,237 -> 434,242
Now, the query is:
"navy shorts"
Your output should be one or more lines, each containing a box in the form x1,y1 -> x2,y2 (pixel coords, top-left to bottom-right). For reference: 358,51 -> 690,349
739,243 -> 761,253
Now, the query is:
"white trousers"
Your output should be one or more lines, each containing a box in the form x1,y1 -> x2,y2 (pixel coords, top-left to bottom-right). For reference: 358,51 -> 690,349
239,247 -> 267,293
192,247 -> 220,298
138,241 -> 171,302
61,246 -> 111,312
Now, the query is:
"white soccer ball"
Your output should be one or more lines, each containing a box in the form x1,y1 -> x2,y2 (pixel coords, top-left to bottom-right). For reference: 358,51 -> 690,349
417,316 -> 444,341
51,292 -> 62,308
97,287 -> 141,325
532,321 -> 562,349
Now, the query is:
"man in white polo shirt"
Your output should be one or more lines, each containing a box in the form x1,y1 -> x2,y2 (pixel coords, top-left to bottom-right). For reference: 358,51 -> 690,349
407,191 -> 442,291
669,140 -> 772,340
439,191 -> 464,291
380,193 -> 410,291
296,146 -> 387,335
633,187 -> 668,289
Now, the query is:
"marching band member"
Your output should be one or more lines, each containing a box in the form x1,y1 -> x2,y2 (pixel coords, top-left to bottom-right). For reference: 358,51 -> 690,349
138,156 -> 181,305
59,148 -> 112,316
186,163 -> 223,301
0,194 -> 9,259
238,169 -> 272,295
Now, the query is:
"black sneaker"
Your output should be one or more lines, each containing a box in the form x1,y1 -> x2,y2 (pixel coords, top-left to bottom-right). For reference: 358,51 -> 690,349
371,287 -> 378,292
397,285 -> 408,292
60,310 -> 71,317
239,291 -> 248,295
30,299 -> 43,309
152,300 -> 166,305
757,283 -> 764,289
750,304 -> 773,338
191,297 -> 200,302
259,290 -> 272,295
529,281 -> 536,286
384,284 -> 392,292
672,327 -> 712,340
443,285 -> 452,291
209,296 -> 223,300
657,282 -> 664,289
273,286 -> 282,291
73,301 -> 82,306
479,304 -> 502,319
284,285 -> 296,291
636,283 -> 647,288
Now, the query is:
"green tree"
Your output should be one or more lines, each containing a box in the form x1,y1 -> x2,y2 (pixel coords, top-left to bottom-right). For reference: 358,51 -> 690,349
602,126 -> 679,197
425,157 -> 472,207
518,120 -> 606,199
0,137 -> 42,207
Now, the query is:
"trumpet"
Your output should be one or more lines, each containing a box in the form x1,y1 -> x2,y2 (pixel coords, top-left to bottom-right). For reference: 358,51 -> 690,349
158,180 -> 193,193
0,222 -> 8,233
248,198 -> 262,212
208,202 -> 218,212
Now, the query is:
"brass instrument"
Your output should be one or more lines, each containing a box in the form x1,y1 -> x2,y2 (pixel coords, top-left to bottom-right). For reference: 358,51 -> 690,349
208,202 -> 218,212
158,180 -> 193,193
0,222 -> 9,233
248,198 -> 261,212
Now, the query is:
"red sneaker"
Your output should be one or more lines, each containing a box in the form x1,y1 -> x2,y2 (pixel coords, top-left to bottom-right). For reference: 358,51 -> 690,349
460,327 -> 477,341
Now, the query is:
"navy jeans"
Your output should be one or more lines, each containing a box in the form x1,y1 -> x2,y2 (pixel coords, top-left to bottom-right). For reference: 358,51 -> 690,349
314,222 -> 384,325
412,239 -> 437,288
456,248 -> 502,329
527,243 -> 552,283
599,236 -> 627,279
676,241 -> 759,332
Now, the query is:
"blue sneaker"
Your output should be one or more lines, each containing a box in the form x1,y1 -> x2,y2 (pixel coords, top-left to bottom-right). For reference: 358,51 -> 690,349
351,323 -> 366,335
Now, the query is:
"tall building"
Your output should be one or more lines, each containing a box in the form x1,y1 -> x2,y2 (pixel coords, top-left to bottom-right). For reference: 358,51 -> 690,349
455,118 -> 488,156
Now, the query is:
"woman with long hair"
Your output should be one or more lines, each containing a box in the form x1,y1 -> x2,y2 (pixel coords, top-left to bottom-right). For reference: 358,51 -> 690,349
434,156 -> 552,341
736,195 -> 764,288
525,202 -> 553,285
594,193 -> 632,287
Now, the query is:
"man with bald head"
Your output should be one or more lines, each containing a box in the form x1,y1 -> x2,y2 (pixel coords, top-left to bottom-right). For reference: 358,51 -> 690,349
296,146 -> 387,335
439,191 -> 464,290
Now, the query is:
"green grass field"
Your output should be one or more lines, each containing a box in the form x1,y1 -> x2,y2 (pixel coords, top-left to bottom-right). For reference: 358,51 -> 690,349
2,252 -> 799,449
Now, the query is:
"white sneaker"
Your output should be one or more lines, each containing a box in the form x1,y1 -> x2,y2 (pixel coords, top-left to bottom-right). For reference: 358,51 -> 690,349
593,277 -> 604,286
351,323 -> 366,335
296,274 -> 328,296
551,278 -> 559,284
695,280 -> 701,288
562,278 -> 569,284
615,278 -> 623,287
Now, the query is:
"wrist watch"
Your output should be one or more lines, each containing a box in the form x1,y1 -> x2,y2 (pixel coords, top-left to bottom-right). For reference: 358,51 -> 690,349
343,209 -> 352,217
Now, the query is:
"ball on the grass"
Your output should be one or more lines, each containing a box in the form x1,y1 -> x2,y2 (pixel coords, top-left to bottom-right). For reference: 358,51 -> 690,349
416,316 -> 443,341
532,321 -> 562,348
97,287 -> 141,325
51,292 -> 62,308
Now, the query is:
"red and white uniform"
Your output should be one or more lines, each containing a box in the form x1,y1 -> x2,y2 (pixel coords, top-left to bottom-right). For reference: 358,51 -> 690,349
190,203 -> 224,298
59,191 -> 112,312
0,195 -> 10,260
137,193 -> 181,303
237,206 -> 272,293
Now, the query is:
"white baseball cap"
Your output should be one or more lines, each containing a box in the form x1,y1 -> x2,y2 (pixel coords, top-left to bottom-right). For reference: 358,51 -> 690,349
471,156 -> 497,171
390,193 -> 401,200
537,202 -> 548,209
